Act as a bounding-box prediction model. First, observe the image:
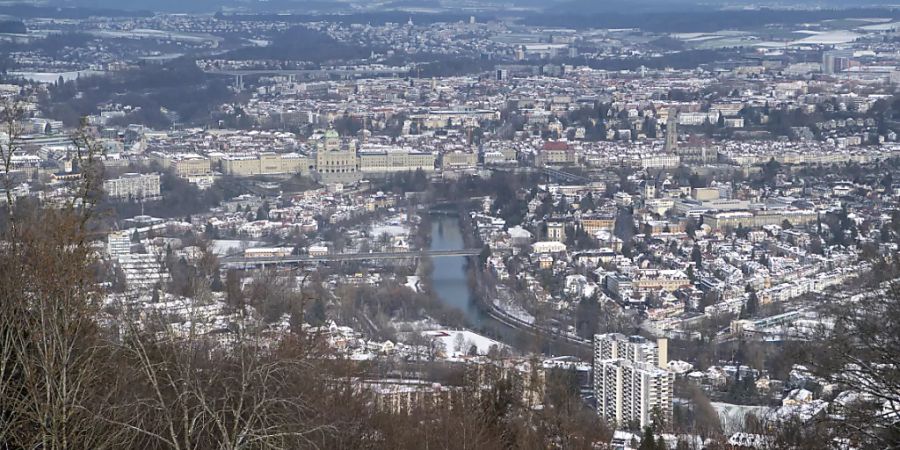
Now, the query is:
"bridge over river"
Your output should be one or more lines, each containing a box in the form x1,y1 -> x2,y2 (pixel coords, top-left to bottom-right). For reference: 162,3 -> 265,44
222,248 -> 481,266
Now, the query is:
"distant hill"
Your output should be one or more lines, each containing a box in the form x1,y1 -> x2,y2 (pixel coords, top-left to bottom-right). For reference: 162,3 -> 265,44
14,0 -> 900,15
0,17 -> 26,33
0,4 -> 148,18
223,25 -> 373,62
548,0 -> 900,15
521,7 -> 900,32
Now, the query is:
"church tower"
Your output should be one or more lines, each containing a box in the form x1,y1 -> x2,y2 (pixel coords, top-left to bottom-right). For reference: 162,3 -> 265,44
665,108 -> 678,153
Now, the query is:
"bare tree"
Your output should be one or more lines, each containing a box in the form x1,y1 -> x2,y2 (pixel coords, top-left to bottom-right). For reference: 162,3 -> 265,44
0,119 -> 127,449
105,313 -> 340,450
801,284 -> 900,448
0,97 -> 26,226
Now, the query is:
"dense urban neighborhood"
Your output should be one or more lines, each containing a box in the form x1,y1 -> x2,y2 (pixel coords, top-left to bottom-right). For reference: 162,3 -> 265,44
1,1 -> 900,449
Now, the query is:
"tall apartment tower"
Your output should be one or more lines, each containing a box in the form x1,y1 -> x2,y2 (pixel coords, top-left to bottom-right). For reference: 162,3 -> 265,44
664,109 -> 678,153
822,50 -> 852,75
593,334 -> 673,429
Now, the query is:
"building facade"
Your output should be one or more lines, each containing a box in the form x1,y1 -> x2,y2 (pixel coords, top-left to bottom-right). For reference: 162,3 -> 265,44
358,146 -> 436,174
314,129 -> 363,184
593,334 -> 673,429
103,173 -> 161,200
538,141 -> 576,166
702,209 -> 818,230
221,152 -> 310,177
158,154 -> 211,177
441,151 -> 478,171
546,221 -> 567,242
665,109 -> 678,153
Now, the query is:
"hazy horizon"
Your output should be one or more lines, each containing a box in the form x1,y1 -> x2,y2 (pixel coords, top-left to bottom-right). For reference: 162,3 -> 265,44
6,0 -> 900,14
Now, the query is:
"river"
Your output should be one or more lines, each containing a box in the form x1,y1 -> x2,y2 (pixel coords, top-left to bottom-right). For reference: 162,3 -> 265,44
429,215 -> 487,327
427,213 -> 591,358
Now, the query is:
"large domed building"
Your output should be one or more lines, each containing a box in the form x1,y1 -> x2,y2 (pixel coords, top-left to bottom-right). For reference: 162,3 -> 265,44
314,129 -> 362,184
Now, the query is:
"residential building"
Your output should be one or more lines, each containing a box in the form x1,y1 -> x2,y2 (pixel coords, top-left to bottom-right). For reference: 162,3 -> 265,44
538,141 -> 576,166
106,231 -> 132,257
441,150 -> 478,171
546,221 -> 566,242
594,334 -> 673,429
103,173 -> 161,200
117,253 -> 170,290
579,215 -> 616,234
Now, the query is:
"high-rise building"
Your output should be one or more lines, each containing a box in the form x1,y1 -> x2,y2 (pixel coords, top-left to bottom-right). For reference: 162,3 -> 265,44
116,253 -> 170,291
822,50 -> 853,76
593,334 -> 673,429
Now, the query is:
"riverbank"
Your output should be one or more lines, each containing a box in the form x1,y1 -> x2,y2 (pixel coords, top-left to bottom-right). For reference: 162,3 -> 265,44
428,206 -> 591,358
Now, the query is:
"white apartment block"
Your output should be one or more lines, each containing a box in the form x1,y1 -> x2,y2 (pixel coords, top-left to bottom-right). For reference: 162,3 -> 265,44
593,334 -> 673,429
103,173 -> 161,200
595,360 -> 674,430
640,154 -> 681,170
106,231 -> 132,257
678,111 -> 720,126
117,253 -> 170,291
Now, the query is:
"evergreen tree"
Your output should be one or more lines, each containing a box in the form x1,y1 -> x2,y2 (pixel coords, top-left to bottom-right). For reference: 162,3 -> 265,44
210,271 -> 224,292
309,296 -> 326,326
745,284 -> 759,317
555,196 -> 568,214
656,434 -> 668,450
691,245 -> 702,268
479,245 -> 492,266
580,192 -> 596,212
638,427 -> 657,450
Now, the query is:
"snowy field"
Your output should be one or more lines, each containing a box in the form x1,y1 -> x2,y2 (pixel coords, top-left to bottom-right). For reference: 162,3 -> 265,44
424,330 -> 507,357
370,223 -> 409,237
210,240 -> 262,256
790,30 -> 860,45
369,213 -> 410,237
493,297 -> 536,324
712,402 -> 774,434
405,276 -> 420,292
